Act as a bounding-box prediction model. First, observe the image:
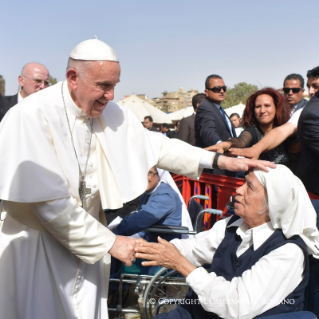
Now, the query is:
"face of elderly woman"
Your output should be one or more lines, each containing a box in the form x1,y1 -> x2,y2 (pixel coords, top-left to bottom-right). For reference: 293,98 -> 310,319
235,171 -> 270,228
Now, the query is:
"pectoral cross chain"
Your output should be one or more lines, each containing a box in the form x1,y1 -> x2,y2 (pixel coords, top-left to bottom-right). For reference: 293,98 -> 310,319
79,180 -> 91,210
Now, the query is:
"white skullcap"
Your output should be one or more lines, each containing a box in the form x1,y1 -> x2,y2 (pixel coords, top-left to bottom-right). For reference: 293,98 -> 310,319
69,38 -> 119,62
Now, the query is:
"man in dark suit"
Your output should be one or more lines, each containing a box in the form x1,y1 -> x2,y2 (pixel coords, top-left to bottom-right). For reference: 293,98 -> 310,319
195,74 -> 236,176
283,73 -> 308,115
143,115 -> 159,132
0,62 -> 50,122
178,93 -> 205,146
296,66 -> 319,196
161,123 -> 178,138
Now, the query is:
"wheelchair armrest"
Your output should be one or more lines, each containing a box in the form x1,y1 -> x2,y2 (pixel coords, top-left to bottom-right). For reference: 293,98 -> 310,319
188,195 -> 209,207
195,209 -> 222,233
143,225 -> 190,234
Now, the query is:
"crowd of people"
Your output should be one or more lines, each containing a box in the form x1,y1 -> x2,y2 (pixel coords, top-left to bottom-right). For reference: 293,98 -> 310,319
139,69 -> 319,199
0,38 -> 318,319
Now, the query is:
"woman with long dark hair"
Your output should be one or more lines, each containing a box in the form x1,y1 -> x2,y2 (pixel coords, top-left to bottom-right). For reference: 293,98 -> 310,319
206,87 -> 292,165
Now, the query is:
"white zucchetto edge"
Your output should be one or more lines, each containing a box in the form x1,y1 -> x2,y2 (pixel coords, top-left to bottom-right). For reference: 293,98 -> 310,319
69,39 -> 119,62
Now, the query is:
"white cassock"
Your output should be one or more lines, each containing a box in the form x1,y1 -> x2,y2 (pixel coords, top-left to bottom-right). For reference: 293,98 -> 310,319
0,82 -> 210,319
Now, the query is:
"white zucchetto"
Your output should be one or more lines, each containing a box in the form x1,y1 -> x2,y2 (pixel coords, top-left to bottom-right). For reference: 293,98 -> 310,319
69,39 -> 119,62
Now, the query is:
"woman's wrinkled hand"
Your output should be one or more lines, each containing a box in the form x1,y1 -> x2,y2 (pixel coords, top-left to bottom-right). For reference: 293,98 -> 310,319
135,237 -> 197,277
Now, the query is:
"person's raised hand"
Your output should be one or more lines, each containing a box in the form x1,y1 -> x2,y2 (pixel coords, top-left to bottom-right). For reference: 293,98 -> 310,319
228,146 -> 261,160
109,235 -> 137,266
135,237 -> 182,269
204,141 -> 232,154
135,237 -> 196,277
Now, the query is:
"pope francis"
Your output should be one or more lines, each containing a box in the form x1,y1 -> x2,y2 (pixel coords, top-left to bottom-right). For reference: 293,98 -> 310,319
0,39 -> 274,319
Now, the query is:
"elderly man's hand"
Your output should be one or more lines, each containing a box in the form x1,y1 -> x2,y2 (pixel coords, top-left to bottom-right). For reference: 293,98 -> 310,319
217,155 -> 275,172
109,235 -> 137,267
135,237 -> 196,277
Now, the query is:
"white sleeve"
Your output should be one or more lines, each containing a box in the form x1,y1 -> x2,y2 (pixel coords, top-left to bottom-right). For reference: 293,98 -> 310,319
199,151 -> 214,169
171,217 -> 230,266
185,243 -> 305,319
29,196 -> 116,264
288,108 -> 302,126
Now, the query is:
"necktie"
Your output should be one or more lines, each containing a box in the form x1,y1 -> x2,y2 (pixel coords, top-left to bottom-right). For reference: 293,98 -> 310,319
219,105 -> 233,137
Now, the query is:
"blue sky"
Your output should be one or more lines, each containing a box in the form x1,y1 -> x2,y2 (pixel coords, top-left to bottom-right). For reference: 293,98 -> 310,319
1,0 -> 318,102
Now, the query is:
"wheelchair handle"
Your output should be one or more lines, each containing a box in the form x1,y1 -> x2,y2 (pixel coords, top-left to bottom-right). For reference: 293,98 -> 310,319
189,195 -> 209,201
194,209 -> 222,233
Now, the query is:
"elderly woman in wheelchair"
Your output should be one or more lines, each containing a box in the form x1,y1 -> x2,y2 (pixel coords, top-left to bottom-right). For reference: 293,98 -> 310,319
112,166 -> 189,244
136,165 -> 319,319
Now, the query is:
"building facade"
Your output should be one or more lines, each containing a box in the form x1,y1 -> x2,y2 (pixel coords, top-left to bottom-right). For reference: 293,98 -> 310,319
150,87 -> 199,113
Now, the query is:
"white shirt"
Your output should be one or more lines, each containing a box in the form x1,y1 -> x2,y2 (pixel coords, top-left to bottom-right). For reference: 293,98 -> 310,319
288,107 -> 305,127
235,127 -> 243,137
171,217 -> 305,319
17,91 -> 24,103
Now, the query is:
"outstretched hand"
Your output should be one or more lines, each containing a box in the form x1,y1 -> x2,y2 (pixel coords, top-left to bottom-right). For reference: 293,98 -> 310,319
109,235 -> 137,267
135,237 -> 196,277
218,155 -> 275,172
227,146 -> 260,160
205,141 -> 232,154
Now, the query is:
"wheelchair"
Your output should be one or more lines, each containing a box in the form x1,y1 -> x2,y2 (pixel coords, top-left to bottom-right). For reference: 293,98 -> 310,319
109,198 -> 319,319
108,195 -> 222,319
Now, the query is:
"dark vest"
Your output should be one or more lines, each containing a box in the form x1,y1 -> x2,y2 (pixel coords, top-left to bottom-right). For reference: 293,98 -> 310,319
180,215 -> 309,319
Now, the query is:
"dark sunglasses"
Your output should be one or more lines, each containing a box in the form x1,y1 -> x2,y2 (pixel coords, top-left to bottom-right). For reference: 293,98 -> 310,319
207,86 -> 227,93
283,87 -> 302,94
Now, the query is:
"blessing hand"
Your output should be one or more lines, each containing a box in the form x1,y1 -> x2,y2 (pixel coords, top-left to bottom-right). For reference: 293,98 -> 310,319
217,156 -> 275,173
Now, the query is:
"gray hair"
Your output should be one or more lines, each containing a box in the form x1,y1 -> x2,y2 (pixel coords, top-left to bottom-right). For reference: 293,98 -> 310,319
66,58 -> 104,74
257,195 -> 269,215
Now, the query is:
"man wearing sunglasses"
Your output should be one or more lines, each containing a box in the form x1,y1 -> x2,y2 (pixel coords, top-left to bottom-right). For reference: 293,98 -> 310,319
229,66 -> 319,194
282,73 -> 308,115
0,62 -> 50,122
195,74 -> 237,176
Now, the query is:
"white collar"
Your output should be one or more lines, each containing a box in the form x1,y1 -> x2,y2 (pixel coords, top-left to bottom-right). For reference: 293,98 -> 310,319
62,81 -> 88,118
18,91 -> 24,103
228,217 -> 275,250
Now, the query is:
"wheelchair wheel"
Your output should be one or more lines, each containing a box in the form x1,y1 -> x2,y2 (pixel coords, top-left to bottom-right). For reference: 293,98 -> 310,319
143,267 -> 188,319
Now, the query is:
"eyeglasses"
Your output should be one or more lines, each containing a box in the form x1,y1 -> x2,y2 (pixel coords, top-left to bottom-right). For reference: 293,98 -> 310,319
148,171 -> 158,177
283,87 -> 302,94
22,75 -> 50,87
207,86 -> 227,93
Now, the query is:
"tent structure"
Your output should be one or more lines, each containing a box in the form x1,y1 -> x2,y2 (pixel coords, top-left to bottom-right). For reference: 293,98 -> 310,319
224,103 -> 246,118
168,106 -> 194,121
117,94 -> 172,124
